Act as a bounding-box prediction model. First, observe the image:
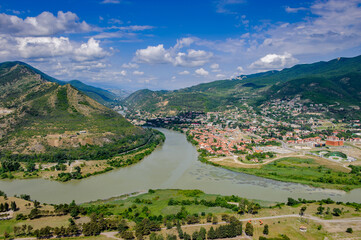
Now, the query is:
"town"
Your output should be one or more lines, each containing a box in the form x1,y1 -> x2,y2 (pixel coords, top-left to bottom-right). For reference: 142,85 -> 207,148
120,97 -> 361,168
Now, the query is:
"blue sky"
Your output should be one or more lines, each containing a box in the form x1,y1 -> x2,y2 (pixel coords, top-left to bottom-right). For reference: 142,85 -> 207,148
1,0 -> 361,90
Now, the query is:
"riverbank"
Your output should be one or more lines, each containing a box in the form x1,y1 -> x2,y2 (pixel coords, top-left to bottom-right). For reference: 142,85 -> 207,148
183,130 -> 361,192
197,150 -> 361,192
1,128 -> 361,204
1,189 -> 361,240
1,130 -> 165,182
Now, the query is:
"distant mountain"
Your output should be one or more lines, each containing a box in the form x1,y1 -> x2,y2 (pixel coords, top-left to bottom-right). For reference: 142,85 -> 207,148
0,61 -> 119,106
0,62 -> 149,156
123,55 -> 361,116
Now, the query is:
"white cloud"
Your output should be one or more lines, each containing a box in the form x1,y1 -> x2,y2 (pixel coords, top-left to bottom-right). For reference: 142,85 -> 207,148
135,44 -> 172,64
285,6 -> 307,13
173,49 -> 213,67
133,70 -> 144,75
135,42 -> 213,67
174,37 -> 196,49
0,35 -> 110,63
179,70 -> 190,75
195,68 -> 209,76
121,62 -> 139,68
100,0 -> 120,4
216,74 -> 226,78
249,52 -> 299,71
15,37 -> 73,59
0,11 -> 91,36
210,63 -> 219,69
237,66 -> 244,72
73,38 -> 110,62
120,70 -> 127,76
115,25 -> 154,31
215,0 -> 246,14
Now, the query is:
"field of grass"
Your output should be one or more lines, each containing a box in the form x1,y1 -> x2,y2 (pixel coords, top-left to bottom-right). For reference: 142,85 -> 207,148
1,189 -> 361,239
207,157 -> 361,191
83,189 -> 235,217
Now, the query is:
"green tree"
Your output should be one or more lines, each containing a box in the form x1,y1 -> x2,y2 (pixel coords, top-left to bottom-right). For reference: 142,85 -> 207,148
263,224 -> 269,235
11,201 -> 17,211
207,227 -> 216,239
212,216 -> 218,225
245,222 -> 254,236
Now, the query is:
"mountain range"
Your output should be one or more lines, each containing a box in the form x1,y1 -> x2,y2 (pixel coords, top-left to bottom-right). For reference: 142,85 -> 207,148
0,61 -> 149,157
123,55 -> 361,117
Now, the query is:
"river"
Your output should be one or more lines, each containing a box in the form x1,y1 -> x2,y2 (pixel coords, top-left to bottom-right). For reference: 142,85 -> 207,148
1,129 -> 360,204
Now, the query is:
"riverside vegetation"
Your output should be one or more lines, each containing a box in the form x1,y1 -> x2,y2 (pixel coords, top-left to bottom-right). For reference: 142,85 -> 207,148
0,62 -> 164,181
1,189 -> 361,239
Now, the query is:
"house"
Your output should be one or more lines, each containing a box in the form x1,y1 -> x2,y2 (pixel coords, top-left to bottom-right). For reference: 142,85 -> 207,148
326,136 -> 344,146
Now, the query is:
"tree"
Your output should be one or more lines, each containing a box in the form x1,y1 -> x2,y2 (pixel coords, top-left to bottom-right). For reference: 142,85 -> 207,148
212,216 -> 218,225
333,208 -> 342,216
206,213 -> 212,222
70,208 -> 79,218
346,227 -> 353,233
4,202 -> 9,211
11,201 -> 17,211
118,219 -> 129,233
121,231 -> 135,240
26,161 -> 36,172
299,206 -> 307,216
207,227 -> 216,239
245,222 -> 254,236
317,205 -> 324,215
199,227 -> 206,240
263,224 -> 269,235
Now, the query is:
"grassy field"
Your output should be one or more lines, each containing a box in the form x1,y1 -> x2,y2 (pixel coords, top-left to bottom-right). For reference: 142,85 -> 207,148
206,156 -> 361,191
1,189 -> 361,239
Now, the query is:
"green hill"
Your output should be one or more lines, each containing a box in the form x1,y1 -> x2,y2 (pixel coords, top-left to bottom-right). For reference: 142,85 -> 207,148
0,62 -> 157,160
123,55 -> 361,115
0,61 -> 120,106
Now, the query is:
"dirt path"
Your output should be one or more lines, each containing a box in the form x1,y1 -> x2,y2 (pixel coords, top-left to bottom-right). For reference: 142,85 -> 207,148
101,232 -> 122,239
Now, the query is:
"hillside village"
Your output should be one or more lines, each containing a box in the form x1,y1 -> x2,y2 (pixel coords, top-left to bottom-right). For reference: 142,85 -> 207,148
122,98 -> 361,165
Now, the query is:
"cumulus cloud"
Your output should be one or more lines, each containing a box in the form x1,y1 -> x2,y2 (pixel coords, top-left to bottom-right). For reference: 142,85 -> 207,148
237,66 -> 244,72
15,37 -> 73,59
174,37 -> 196,49
122,62 -> 139,68
216,73 -> 226,78
120,70 -> 127,76
195,68 -> 209,76
0,11 -> 91,36
249,52 -> 299,71
211,63 -> 219,69
135,42 -> 213,67
211,63 -> 220,72
133,70 -> 144,75
135,44 -> 172,64
73,38 -> 110,62
178,70 -> 190,75
0,35 -> 110,63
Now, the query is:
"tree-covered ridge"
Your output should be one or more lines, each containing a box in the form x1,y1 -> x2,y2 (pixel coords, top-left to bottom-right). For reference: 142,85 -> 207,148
0,61 -> 120,106
123,55 -> 361,115
0,62 -> 152,156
